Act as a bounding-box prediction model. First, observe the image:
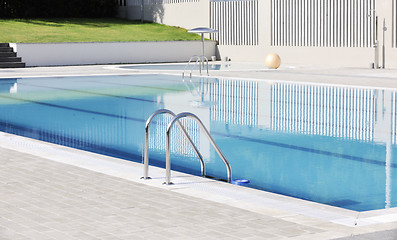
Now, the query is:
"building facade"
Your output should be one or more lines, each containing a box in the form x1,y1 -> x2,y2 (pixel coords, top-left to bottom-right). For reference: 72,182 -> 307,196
119,0 -> 397,68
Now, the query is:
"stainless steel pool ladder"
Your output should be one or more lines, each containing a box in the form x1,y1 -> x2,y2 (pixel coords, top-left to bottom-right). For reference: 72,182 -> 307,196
182,55 -> 209,78
144,109 -> 205,180
144,109 -> 232,184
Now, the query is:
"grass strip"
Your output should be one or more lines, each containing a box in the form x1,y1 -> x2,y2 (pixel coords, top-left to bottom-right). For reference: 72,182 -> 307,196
0,18 -> 202,43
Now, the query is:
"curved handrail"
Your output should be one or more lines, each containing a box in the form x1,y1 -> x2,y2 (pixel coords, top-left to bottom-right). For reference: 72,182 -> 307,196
182,55 -> 209,78
165,112 -> 232,184
183,55 -> 200,78
144,109 -> 205,179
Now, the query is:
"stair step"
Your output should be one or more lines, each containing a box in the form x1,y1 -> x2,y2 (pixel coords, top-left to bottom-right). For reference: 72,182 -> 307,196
0,57 -> 22,62
0,62 -> 25,68
0,47 -> 14,52
0,52 -> 17,57
0,44 -> 25,68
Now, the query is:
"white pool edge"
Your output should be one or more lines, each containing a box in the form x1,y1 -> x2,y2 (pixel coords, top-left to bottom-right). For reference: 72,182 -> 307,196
2,131 -> 397,228
4,64 -> 397,92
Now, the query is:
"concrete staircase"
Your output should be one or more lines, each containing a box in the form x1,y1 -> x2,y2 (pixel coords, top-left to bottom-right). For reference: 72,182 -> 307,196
0,43 -> 25,68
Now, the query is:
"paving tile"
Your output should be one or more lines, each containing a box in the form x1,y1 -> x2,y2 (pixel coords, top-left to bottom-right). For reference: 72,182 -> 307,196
334,229 -> 397,240
0,143 -> 395,240
244,235 -> 287,240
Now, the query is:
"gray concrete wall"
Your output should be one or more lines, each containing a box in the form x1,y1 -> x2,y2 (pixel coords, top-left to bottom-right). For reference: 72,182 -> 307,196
10,41 -> 217,67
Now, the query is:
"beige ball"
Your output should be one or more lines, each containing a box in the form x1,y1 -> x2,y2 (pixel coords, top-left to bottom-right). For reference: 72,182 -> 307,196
265,53 -> 281,69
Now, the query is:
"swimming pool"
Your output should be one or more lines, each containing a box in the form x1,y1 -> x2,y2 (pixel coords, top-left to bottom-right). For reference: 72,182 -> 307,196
0,74 -> 395,212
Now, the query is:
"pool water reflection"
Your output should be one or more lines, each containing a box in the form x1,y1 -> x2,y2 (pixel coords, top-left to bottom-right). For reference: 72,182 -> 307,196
0,74 -> 395,211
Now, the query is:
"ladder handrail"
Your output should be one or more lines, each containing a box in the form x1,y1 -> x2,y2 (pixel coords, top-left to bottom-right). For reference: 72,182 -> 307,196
165,112 -> 232,185
183,55 -> 199,78
144,109 -> 205,179
183,55 -> 209,78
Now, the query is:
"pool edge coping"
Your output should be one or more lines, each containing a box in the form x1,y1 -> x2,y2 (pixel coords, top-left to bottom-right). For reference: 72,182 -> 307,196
1,131 -> 397,229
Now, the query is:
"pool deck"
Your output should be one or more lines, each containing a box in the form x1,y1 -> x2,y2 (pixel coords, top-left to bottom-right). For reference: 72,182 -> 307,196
1,63 -> 397,89
1,63 -> 397,239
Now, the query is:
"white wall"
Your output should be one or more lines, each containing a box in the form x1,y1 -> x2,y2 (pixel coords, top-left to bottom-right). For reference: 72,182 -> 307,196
122,1 -> 209,29
10,41 -> 217,67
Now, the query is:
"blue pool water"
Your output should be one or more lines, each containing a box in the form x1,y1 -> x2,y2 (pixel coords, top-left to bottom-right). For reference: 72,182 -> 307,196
0,74 -> 396,212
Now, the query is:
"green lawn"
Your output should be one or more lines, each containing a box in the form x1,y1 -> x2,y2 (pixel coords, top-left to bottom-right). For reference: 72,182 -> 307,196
0,18 -> 202,43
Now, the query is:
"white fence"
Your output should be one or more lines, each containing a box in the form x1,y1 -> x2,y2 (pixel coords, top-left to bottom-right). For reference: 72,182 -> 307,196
394,0 -> 397,48
271,0 -> 376,48
210,0 -> 258,45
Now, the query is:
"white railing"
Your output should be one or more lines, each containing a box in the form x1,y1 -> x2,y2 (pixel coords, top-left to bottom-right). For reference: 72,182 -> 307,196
392,0 -> 397,48
210,0 -> 259,45
271,0 -> 376,47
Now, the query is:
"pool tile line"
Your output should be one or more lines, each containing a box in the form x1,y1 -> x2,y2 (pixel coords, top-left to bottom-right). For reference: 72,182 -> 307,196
0,93 -> 146,122
19,81 -> 186,99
